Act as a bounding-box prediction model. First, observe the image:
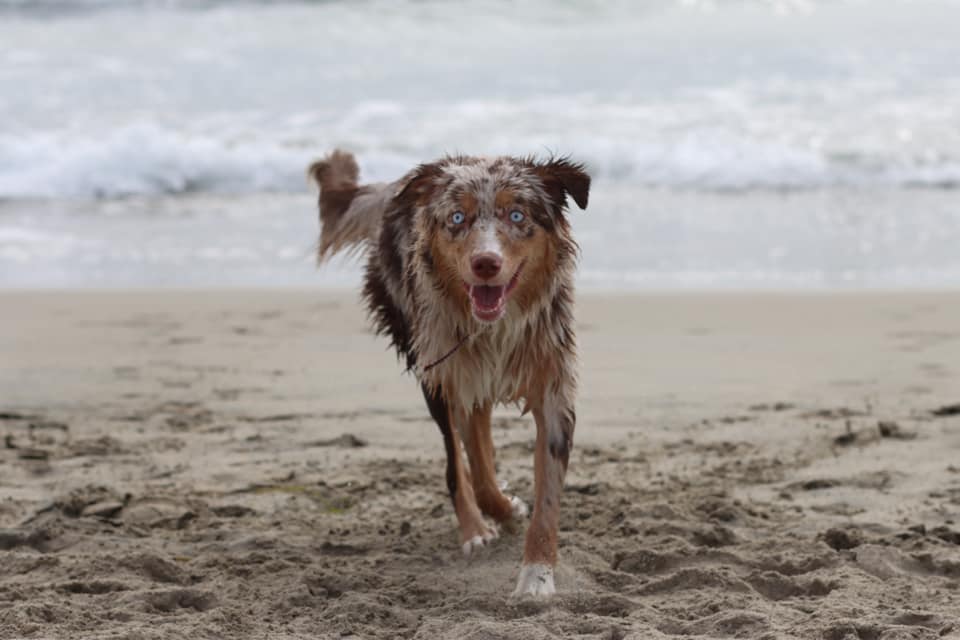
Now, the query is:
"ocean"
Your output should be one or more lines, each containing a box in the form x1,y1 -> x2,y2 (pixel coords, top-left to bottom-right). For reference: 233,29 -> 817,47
1,0 -> 959,289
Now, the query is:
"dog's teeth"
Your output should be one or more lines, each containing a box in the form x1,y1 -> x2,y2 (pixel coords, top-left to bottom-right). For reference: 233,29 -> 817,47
470,284 -> 505,310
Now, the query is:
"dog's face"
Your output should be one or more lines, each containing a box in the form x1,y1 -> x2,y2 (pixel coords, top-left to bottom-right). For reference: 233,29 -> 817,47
401,157 -> 590,324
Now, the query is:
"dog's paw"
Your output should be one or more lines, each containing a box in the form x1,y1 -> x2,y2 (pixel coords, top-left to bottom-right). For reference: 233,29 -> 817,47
498,495 -> 530,535
509,495 -> 529,520
511,563 -> 555,598
461,525 -> 499,557
492,496 -> 530,534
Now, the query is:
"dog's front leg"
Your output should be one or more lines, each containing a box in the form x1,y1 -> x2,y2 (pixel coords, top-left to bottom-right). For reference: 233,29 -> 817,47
422,384 -> 498,556
463,403 -> 529,528
513,387 -> 575,597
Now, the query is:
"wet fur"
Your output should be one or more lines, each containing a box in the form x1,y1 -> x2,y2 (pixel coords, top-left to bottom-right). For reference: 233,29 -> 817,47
309,150 -> 589,595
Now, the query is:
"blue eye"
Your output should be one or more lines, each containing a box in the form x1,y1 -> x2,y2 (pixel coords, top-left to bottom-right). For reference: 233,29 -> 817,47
509,210 -> 525,223
451,211 -> 465,225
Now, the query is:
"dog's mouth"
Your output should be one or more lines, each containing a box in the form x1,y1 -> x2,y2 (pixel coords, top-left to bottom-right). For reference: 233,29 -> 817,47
467,265 -> 523,323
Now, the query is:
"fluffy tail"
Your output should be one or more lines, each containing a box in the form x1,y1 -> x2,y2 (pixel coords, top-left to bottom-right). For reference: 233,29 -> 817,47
308,149 -> 388,262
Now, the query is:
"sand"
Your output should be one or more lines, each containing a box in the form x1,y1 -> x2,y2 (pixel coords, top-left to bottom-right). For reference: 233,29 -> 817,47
1,290 -> 959,640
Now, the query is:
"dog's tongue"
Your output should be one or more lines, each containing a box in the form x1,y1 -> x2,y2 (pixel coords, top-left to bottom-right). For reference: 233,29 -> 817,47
471,285 -> 505,310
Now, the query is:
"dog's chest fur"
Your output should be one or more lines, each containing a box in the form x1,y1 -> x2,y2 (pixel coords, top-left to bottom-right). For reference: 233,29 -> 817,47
421,309 -> 534,410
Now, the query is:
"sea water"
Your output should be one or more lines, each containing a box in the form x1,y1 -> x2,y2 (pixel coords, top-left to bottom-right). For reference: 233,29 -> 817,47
1,0 -> 959,288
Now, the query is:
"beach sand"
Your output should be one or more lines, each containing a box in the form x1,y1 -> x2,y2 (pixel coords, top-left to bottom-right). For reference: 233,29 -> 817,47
1,290 -> 959,639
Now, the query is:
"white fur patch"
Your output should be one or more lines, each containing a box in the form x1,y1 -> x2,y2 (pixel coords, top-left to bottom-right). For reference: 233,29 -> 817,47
461,527 -> 499,557
509,495 -> 529,520
474,222 -> 502,260
512,563 -> 555,598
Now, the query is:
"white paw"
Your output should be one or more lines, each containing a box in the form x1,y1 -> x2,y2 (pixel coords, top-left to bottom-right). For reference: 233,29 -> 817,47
461,527 -> 499,557
511,563 -> 555,598
509,495 -> 529,520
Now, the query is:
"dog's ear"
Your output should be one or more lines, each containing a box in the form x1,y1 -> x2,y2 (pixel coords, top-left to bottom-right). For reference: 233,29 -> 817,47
394,162 -> 444,208
531,158 -> 590,211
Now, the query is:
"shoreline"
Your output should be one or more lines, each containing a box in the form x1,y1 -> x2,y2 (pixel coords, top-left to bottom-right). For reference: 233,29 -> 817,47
4,285 -> 960,296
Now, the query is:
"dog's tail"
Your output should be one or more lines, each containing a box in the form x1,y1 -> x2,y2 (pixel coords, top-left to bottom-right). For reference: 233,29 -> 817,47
308,149 -> 390,262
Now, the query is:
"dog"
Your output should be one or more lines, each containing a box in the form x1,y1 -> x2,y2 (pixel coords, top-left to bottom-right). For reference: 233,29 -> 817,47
308,150 -> 589,597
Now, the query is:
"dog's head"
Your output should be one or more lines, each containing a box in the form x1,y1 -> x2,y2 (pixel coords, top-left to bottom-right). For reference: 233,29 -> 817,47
399,156 -> 590,324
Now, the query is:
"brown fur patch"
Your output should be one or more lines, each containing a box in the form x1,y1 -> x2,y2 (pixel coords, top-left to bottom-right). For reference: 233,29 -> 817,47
309,149 -> 363,259
463,404 -> 514,523
428,233 -> 472,315
458,192 -> 479,217
529,157 -> 591,211
525,415 -> 560,565
511,227 -> 557,315
494,189 -> 516,211
396,162 -> 444,208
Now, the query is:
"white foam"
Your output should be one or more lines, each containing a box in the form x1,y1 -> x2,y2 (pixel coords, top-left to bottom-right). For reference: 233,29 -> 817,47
2,108 -> 960,200
0,124 -> 308,199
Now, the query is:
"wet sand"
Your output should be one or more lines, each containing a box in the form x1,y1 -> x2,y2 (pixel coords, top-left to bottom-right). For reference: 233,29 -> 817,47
1,290 -> 959,639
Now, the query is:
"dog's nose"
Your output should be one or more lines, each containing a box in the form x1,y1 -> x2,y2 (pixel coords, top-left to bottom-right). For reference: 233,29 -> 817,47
471,253 -> 502,280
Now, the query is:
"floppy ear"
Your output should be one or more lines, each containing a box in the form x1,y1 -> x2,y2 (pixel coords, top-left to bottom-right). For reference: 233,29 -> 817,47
394,162 -> 443,207
532,158 -> 590,211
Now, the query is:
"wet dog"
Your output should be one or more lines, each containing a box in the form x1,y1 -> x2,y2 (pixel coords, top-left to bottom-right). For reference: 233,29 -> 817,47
309,150 -> 589,596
